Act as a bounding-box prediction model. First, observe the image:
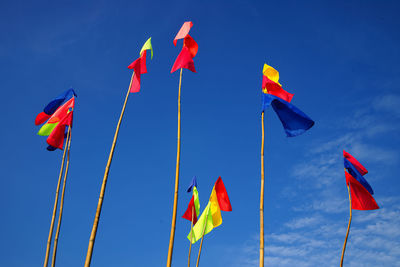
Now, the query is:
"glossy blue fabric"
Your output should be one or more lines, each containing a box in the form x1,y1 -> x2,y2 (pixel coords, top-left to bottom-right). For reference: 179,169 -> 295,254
344,158 -> 374,195
262,93 -> 314,137
43,88 -> 77,115
187,176 -> 198,192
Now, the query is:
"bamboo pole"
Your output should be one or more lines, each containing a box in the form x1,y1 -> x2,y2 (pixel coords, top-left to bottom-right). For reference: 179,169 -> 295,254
166,68 -> 183,267
195,210 -> 208,267
84,73 -> 135,267
340,183 -> 352,267
259,111 -> 265,267
43,127 -> 70,267
51,126 -> 72,267
187,205 -> 195,267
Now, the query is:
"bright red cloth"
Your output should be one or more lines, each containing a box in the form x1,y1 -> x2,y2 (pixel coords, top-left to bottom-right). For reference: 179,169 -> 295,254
47,111 -> 73,149
182,195 -> 198,224
128,50 -> 148,93
183,35 -> 198,58
345,172 -> 379,210
214,177 -> 232,211
35,112 -> 51,125
343,150 -> 368,175
173,21 -> 193,46
262,75 -> 294,103
171,46 -> 196,73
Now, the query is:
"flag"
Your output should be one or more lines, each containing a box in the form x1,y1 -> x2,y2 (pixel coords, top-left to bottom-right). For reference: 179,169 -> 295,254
182,187 -> 200,224
343,150 -> 368,175
187,177 -> 231,244
345,172 -> 379,210
171,21 -> 198,73
261,63 -> 314,137
35,88 -> 76,125
187,176 -> 198,193
344,157 -> 373,195
47,111 -> 73,150
127,37 -> 153,93
262,94 -> 314,137
38,97 -> 75,136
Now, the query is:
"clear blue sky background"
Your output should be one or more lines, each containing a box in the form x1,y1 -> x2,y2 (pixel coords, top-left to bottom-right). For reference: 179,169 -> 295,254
1,0 -> 399,266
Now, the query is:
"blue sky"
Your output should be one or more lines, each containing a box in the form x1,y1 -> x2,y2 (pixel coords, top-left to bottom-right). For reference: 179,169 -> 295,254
1,0 -> 400,266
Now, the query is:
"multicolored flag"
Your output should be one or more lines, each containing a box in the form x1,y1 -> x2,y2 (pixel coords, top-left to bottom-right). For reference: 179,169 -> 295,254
187,177 -> 232,244
261,63 -> 314,137
182,186 -> 200,225
343,150 -> 379,210
127,37 -> 153,93
171,21 -> 198,73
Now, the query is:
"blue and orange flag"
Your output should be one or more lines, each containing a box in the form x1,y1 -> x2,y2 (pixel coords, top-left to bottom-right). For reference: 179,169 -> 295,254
343,150 -> 379,210
171,21 -> 198,73
261,64 -> 314,137
35,89 -> 76,150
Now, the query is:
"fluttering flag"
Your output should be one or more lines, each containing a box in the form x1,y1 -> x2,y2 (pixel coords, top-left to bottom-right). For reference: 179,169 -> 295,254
345,172 -> 379,210
187,177 -> 231,244
35,89 -> 76,125
182,187 -> 200,225
261,63 -> 314,137
187,176 -> 198,193
171,21 -> 198,73
343,151 -> 379,210
128,37 -> 153,93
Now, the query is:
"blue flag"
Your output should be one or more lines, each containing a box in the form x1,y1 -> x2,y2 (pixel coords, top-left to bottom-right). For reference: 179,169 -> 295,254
262,93 -> 314,137
344,158 -> 374,195
187,176 -> 198,192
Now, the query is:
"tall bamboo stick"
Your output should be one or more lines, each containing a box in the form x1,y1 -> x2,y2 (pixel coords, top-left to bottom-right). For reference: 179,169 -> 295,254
195,210 -> 208,267
43,127 -> 70,267
51,126 -> 72,267
340,183 -> 352,267
84,73 -> 135,267
166,68 -> 183,267
187,205 -> 195,267
259,111 -> 265,267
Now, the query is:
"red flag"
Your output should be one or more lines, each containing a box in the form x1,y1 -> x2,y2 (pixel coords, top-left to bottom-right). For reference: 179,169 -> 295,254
182,195 -> 198,224
345,172 -> 379,210
183,35 -> 198,58
171,46 -> 196,73
343,150 -> 368,175
214,177 -> 232,211
262,75 -> 294,102
173,21 -> 193,46
47,111 -> 73,149
128,50 -> 148,93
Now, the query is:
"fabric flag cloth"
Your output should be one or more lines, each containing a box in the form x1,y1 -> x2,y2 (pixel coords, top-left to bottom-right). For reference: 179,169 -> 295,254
343,150 -> 368,175
262,94 -> 314,137
262,63 -> 293,102
38,97 -> 75,136
187,176 -> 198,193
187,177 -> 231,244
47,111 -> 73,149
171,21 -> 198,73
182,187 -> 200,225
345,172 -> 379,210
344,157 -> 373,195
127,37 -> 153,93
35,88 -> 76,125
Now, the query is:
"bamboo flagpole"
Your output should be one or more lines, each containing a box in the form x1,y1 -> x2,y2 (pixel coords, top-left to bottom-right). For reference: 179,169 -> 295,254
195,209 -> 208,267
166,68 -> 183,267
51,126 -> 72,267
259,111 -> 265,267
84,73 -> 134,267
340,183 -> 352,267
43,127 -> 70,267
187,205 -> 195,267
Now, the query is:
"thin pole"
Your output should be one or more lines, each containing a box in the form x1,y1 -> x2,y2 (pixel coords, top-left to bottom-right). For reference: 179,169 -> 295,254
84,73 -> 134,267
340,183 -> 352,267
259,111 -> 265,267
195,211 -> 208,267
51,126 -> 72,267
43,127 -> 70,267
166,68 -> 183,267
187,205 -> 194,267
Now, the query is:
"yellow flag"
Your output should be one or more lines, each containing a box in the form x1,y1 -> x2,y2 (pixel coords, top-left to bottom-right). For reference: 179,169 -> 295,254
140,37 -> 153,59
263,63 -> 281,86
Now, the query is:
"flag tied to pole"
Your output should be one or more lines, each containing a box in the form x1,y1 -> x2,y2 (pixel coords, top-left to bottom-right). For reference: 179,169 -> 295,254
187,177 -> 232,244
35,89 -> 76,150
343,150 -> 379,210
127,37 -> 153,93
171,21 -> 198,73
261,63 -> 314,137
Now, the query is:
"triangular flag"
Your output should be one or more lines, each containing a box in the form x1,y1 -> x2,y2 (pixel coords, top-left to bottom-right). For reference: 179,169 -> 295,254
171,46 -> 196,73
345,172 -> 379,210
